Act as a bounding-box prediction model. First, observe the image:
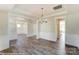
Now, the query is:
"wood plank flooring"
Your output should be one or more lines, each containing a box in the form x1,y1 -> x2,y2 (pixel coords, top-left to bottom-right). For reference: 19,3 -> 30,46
10,38 -> 59,55
1,36 -> 78,55
66,44 -> 79,55
0,36 -> 66,55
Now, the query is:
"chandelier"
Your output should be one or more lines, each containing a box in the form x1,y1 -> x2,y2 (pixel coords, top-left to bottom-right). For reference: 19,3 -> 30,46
39,8 -> 47,24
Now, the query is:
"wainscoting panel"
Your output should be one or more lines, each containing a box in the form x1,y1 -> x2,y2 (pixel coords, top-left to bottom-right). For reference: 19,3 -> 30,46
39,32 -> 57,41
0,35 -> 9,51
66,33 -> 79,48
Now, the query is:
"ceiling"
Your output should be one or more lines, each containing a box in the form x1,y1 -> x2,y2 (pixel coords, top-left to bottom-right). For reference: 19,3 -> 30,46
0,4 -> 66,20
11,4 -> 66,20
15,4 -> 58,16
0,4 -> 79,20
0,4 -> 14,11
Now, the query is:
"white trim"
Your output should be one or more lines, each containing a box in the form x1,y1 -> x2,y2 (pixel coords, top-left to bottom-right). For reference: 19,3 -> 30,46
39,32 -> 57,42
43,11 -> 67,18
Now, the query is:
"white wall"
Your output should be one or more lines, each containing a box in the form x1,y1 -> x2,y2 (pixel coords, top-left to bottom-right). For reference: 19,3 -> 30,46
0,36 -> 9,51
0,10 -> 9,51
37,17 -> 57,41
8,17 -> 17,40
27,20 -> 34,36
27,19 -> 36,37
66,5 -> 79,48
66,33 -> 79,48
8,17 -> 36,39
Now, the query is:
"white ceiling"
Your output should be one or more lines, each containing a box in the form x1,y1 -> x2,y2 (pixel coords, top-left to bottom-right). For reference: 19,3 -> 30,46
0,4 -> 79,19
0,4 -> 68,20
66,4 -> 79,13
0,4 -> 15,11
16,4 -> 58,16
10,4 -> 66,19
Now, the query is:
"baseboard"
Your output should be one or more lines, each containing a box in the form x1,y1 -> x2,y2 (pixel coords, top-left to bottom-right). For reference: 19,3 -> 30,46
66,44 -> 78,49
38,38 -> 56,43
0,47 -> 12,53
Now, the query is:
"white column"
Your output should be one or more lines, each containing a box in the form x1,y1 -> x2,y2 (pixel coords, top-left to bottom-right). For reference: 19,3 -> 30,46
36,20 -> 40,39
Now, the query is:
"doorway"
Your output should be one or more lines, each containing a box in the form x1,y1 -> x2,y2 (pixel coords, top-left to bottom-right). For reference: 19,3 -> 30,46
56,16 -> 65,54
16,22 -> 28,35
56,16 -> 65,40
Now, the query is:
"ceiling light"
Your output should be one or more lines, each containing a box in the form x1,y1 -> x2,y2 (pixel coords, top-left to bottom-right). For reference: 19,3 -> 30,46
39,8 -> 47,24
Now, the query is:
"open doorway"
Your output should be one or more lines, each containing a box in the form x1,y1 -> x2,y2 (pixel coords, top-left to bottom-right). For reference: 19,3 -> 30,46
56,16 -> 65,54
16,22 -> 28,35
56,16 -> 65,40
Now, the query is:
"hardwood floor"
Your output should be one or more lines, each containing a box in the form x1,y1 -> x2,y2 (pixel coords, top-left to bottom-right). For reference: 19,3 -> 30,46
0,37 -> 65,55
0,36 -> 66,55
66,44 -> 79,55
11,38 -> 59,55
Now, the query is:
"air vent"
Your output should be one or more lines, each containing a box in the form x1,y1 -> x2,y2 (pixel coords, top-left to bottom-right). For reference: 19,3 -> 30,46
53,5 -> 62,10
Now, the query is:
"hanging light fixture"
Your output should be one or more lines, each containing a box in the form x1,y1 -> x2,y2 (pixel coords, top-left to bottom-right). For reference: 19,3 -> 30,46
39,8 -> 47,24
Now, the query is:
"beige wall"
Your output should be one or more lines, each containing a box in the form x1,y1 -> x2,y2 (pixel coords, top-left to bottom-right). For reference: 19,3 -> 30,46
0,10 -> 9,51
0,11 -> 8,35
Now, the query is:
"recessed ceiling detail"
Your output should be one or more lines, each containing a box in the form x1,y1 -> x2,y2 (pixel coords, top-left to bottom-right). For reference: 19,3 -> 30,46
0,4 -> 66,20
